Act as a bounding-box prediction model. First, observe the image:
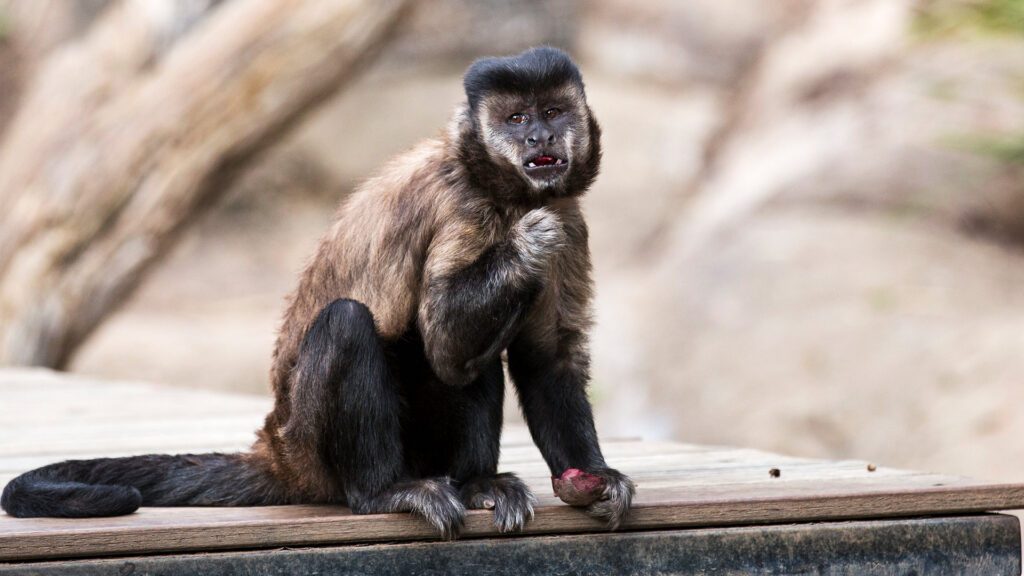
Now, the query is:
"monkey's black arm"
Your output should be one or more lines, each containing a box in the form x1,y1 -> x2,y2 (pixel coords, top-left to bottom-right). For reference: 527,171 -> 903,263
509,331 -> 634,528
419,240 -> 541,387
419,206 -> 563,387
507,334 -> 606,473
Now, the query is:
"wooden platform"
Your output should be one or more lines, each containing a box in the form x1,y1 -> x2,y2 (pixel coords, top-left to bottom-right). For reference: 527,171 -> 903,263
2,368 -> 1023,574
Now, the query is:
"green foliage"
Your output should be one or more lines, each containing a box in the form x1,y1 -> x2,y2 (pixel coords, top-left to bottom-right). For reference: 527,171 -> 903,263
950,133 -> 1024,164
974,0 -> 1024,33
975,136 -> 1024,163
915,0 -> 1024,38
0,6 -> 8,43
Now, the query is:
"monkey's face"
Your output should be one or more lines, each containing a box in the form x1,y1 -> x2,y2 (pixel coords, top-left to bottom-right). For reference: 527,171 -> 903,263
477,87 -> 590,193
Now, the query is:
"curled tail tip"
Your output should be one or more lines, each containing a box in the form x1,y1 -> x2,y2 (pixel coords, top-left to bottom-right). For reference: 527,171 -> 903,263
91,485 -> 144,517
2,476 -> 142,518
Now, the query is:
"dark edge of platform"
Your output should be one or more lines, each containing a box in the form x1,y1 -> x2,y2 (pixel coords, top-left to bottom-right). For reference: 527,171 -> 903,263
2,514 -> 1019,576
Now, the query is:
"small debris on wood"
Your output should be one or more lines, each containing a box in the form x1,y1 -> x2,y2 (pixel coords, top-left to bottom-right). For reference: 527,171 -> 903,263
867,463 -> 877,472
769,468 -> 781,478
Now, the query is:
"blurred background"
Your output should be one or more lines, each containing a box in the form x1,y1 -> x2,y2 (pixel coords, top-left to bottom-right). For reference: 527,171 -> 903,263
1,0 -> 1023,482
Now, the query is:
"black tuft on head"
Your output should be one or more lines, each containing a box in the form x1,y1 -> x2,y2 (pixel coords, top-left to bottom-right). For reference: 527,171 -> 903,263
463,46 -> 584,112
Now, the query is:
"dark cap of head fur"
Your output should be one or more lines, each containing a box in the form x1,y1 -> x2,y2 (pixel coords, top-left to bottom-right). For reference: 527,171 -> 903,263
463,46 -> 585,112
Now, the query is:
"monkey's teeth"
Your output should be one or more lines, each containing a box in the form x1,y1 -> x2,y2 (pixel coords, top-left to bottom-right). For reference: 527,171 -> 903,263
528,162 -> 537,168
555,159 -> 564,165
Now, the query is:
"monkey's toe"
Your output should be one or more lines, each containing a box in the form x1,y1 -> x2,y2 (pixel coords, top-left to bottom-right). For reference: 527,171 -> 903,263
582,468 -> 635,530
461,472 -> 536,533
406,478 -> 466,540
492,481 -> 536,533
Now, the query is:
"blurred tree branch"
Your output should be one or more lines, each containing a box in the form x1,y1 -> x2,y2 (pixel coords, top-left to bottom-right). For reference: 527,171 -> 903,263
0,0 -> 113,132
0,0 -> 219,162
0,0 -> 409,367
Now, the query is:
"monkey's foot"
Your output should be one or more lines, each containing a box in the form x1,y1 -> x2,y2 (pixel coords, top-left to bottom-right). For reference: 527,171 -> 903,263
350,478 -> 465,539
460,472 -> 536,533
553,467 -> 635,530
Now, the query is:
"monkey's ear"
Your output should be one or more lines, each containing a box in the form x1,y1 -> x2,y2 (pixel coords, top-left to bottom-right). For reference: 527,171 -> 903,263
447,104 -> 474,139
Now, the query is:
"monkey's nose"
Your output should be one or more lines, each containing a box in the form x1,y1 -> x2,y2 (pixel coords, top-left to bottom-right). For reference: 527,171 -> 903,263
526,127 -> 554,147
526,136 -> 555,147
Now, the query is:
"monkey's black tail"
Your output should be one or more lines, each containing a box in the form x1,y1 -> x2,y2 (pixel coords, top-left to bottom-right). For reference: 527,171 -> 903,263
1,453 -> 287,518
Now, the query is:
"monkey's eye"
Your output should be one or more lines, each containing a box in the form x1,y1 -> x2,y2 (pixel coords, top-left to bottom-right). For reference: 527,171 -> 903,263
508,113 -> 528,125
544,108 -> 561,120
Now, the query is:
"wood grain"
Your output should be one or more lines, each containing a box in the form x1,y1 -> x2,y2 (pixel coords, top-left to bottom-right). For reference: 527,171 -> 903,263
3,369 -> 1024,562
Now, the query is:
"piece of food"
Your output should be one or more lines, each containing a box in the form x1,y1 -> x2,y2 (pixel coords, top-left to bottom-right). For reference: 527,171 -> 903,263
552,468 -> 606,506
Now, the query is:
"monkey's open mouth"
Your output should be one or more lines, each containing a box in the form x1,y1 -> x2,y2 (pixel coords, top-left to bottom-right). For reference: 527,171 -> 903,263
524,155 -> 568,175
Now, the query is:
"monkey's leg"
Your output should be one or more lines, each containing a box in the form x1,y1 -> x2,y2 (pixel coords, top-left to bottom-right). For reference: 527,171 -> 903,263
437,360 -> 536,533
508,336 -> 635,529
289,298 -> 465,538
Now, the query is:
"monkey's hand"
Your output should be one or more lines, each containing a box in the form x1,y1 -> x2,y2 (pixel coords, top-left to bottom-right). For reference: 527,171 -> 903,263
552,467 -> 635,530
511,207 -> 566,276
461,473 -> 537,533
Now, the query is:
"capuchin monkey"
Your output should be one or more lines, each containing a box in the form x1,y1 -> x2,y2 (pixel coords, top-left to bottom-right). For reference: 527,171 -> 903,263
1,46 -> 635,538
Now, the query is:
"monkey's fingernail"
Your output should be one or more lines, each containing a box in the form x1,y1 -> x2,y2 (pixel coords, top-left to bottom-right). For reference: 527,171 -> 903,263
483,498 -> 495,509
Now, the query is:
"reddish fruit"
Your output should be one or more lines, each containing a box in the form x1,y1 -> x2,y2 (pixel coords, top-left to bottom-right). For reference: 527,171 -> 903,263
552,468 -> 606,506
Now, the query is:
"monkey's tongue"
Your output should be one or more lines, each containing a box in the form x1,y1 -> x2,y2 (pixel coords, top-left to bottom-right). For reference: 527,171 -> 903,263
534,155 -> 556,166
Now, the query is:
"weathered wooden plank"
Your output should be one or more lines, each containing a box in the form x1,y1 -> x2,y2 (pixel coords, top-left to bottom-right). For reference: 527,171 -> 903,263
0,368 -> 535,460
0,421 -> 262,455
3,369 -> 1024,564
0,370 -> 272,426
0,439 -> 984,495
2,515 -> 1020,575
2,477 -> 1024,561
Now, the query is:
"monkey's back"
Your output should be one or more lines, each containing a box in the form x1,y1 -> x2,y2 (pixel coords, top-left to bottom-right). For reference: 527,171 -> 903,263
269,138 -> 453,394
